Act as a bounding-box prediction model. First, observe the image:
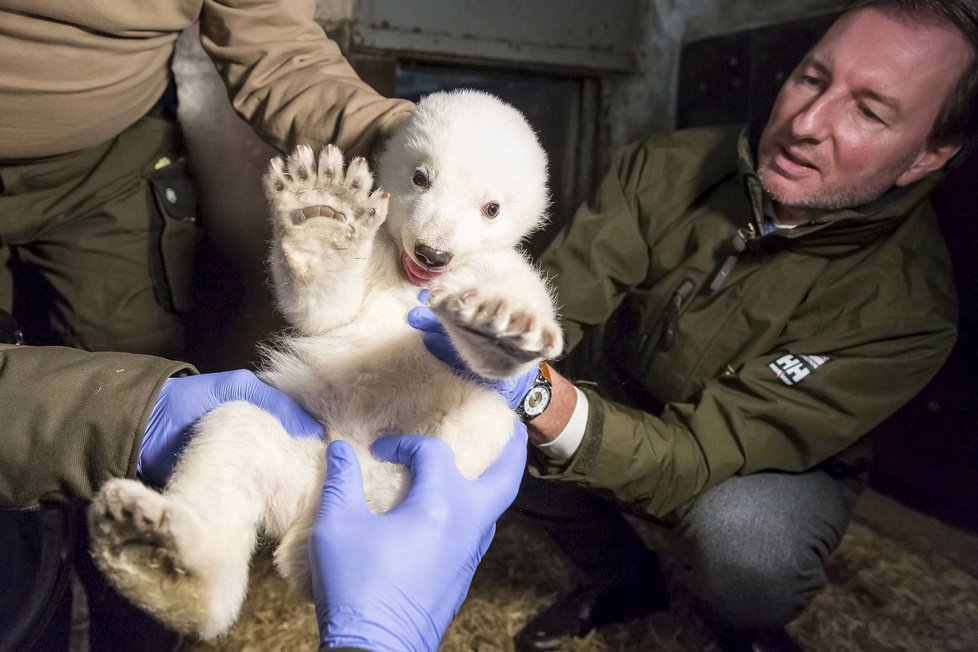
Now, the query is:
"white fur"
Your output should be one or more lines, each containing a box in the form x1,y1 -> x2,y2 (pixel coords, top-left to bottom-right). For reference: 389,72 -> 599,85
87,90 -> 562,639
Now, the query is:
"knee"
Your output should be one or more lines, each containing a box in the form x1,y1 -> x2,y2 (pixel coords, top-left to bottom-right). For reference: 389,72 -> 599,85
675,500 -> 829,628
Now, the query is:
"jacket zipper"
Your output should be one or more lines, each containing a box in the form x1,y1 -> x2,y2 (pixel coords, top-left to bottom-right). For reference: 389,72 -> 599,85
708,223 -> 757,293
660,278 -> 697,351
640,223 -> 758,361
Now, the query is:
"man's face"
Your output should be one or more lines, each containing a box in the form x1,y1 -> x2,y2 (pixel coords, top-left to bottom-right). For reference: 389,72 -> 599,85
757,8 -> 971,223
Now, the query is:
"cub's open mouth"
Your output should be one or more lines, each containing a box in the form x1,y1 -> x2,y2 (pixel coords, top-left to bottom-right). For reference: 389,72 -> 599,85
401,251 -> 443,286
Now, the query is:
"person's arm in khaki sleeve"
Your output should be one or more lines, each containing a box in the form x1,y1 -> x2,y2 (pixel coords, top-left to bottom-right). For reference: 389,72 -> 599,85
199,0 -> 414,158
526,316 -> 956,518
0,345 -> 190,507
411,293 -> 956,519
0,345 -> 324,508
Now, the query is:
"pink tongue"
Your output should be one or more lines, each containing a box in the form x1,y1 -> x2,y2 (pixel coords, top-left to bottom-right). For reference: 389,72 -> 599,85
401,251 -> 441,286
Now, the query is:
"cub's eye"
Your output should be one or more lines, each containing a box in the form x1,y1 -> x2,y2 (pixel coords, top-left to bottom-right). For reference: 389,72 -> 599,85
412,169 -> 430,189
482,202 -> 500,219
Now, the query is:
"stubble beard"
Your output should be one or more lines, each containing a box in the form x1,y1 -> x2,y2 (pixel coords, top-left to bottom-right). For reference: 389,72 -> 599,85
758,149 -> 921,214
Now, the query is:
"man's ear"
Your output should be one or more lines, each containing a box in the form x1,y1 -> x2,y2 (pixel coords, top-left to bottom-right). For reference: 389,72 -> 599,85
896,142 -> 963,186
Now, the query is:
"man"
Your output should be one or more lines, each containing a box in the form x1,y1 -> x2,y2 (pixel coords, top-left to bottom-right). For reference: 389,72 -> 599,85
413,0 -> 976,649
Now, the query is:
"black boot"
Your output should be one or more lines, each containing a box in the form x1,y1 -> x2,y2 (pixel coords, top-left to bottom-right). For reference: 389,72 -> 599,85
515,558 -> 668,651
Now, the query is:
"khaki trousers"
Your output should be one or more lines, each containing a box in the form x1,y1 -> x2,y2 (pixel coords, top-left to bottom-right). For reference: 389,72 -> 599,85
0,115 -> 200,358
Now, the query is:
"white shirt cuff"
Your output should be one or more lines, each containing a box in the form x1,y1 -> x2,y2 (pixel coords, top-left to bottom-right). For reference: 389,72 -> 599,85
534,386 -> 589,460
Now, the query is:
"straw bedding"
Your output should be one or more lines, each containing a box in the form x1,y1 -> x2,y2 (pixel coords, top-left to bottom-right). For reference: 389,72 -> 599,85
185,513 -> 978,651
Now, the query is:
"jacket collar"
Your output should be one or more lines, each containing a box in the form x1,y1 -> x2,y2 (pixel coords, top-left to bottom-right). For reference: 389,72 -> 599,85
735,127 -> 944,257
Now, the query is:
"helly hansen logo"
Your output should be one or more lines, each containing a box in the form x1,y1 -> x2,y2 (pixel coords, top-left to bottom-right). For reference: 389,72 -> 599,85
769,354 -> 830,386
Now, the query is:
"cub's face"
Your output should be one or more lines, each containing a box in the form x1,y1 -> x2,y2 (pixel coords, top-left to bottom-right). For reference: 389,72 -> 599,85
377,90 -> 549,286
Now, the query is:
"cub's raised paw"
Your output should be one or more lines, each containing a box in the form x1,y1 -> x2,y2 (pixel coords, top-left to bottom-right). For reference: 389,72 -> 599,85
264,144 -> 389,254
429,288 -> 563,379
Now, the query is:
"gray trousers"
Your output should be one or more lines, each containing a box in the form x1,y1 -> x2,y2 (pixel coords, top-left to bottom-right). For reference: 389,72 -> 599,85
514,464 -> 865,629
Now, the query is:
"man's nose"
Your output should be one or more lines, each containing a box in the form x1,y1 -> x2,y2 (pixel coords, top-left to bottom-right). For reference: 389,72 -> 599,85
790,93 -> 834,142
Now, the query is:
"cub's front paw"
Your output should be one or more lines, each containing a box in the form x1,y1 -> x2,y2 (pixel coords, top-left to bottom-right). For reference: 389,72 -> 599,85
429,288 -> 563,378
264,145 -> 389,270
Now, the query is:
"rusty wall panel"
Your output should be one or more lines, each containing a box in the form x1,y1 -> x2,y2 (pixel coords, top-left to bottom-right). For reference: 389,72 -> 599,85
173,28 -> 281,371
353,0 -> 640,74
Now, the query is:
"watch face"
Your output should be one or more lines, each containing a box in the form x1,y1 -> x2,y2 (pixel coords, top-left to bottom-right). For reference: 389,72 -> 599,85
523,385 -> 552,417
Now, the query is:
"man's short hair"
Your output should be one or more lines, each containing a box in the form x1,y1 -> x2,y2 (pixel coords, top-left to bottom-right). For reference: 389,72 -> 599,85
843,0 -> 978,153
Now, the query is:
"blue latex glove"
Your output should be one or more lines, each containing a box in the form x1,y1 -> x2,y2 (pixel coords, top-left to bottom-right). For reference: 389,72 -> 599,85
310,423 -> 528,652
138,370 -> 323,487
407,292 -> 537,410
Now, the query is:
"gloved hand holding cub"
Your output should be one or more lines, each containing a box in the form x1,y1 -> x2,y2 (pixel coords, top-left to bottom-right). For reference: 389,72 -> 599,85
310,423 -> 528,651
138,370 -> 323,486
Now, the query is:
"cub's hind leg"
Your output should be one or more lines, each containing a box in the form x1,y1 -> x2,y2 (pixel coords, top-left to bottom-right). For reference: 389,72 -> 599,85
88,402 -> 323,639
273,435 -> 406,600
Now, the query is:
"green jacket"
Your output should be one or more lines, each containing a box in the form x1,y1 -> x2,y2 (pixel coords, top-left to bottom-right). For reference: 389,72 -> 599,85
0,344 -> 192,507
535,125 -> 958,518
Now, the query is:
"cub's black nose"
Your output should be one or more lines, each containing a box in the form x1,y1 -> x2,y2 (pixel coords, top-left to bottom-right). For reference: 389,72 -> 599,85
414,243 -> 453,268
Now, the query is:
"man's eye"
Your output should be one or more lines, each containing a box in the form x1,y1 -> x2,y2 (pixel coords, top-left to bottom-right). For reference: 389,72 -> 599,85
859,106 -> 883,123
412,170 -> 430,189
800,75 -> 823,88
482,202 -> 500,219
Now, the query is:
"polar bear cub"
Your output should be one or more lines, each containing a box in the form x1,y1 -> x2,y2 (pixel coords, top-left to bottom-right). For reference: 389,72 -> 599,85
87,89 -> 562,639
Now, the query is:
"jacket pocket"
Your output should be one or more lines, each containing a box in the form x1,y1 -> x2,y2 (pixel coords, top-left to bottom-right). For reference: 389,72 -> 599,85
147,158 -> 201,313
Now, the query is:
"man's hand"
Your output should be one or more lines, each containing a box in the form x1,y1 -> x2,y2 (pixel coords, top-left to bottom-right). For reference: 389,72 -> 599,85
138,370 -> 323,486
310,423 -> 528,652
408,294 -> 538,411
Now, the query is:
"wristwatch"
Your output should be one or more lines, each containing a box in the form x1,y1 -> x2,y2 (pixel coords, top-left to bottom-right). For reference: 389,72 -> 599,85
515,362 -> 553,421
